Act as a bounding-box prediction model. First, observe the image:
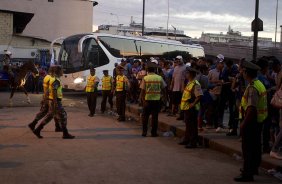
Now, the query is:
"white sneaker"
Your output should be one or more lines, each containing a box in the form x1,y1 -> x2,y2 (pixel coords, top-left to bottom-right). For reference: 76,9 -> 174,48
270,151 -> 282,160
216,127 -> 223,133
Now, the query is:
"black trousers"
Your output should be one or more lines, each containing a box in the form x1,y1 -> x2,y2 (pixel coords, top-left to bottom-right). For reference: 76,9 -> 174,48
101,90 -> 113,112
87,92 -> 97,115
241,120 -> 261,176
116,91 -> 126,120
142,100 -> 160,135
184,108 -> 198,146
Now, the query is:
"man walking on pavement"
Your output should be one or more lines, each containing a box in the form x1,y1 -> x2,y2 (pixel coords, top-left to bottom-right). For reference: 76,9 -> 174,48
234,60 -> 267,182
32,65 -> 75,139
28,66 -> 62,132
101,70 -> 113,113
179,67 -> 203,148
85,68 -> 100,117
140,62 -> 166,137
113,65 -> 130,122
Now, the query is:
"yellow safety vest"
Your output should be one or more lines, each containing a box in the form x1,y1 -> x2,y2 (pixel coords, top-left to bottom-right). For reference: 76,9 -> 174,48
144,74 -> 162,100
239,79 -> 267,123
43,75 -> 51,99
49,77 -> 63,99
102,75 -> 112,91
85,75 -> 97,92
116,75 -> 126,92
180,80 -> 201,111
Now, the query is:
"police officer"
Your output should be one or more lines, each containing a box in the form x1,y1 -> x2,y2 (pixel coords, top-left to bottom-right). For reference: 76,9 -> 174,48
33,65 -> 75,139
179,67 -> 203,148
101,70 -> 113,113
140,62 -> 166,137
113,65 -> 130,121
234,61 -> 267,182
85,68 -> 100,117
28,66 -> 62,132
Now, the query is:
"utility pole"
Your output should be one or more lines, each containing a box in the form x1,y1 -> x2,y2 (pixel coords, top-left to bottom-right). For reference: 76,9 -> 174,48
142,0 -> 145,36
166,0 -> 169,39
275,0 -> 279,48
252,0 -> 263,60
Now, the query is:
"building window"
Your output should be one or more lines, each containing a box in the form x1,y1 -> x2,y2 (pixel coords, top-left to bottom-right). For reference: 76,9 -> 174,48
48,0 -> 54,2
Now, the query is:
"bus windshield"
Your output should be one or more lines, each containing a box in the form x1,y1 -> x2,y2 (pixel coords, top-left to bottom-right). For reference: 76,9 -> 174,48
59,34 -> 109,74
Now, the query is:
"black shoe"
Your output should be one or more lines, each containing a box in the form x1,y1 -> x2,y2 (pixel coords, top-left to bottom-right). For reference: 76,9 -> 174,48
117,118 -> 125,122
63,134 -> 75,139
33,129 -> 43,139
178,141 -> 189,145
185,144 -> 197,149
151,133 -> 159,137
262,147 -> 271,154
88,114 -> 93,117
55,127 -> 63,132
226,131 -> 237,136
142,132 -> 147,137
240,168 -> 259,176
234,174 -> 254,182
28,122 -> 36,131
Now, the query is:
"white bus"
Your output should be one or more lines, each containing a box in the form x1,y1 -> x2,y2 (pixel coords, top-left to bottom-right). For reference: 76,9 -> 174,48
55,33 -> 205,91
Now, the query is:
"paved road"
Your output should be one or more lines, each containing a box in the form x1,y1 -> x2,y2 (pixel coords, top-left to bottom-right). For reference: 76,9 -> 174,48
0,92 -> 280,184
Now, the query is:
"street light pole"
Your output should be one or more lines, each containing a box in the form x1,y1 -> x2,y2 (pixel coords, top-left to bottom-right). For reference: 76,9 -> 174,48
142,0 -> 145,36
253,0 -> 259,60
166,0 -> 169,39
275,0 -> 279,48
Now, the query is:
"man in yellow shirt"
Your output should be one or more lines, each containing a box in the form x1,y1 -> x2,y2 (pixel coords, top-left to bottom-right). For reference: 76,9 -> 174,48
85,68 -> 100,117
113,65 -> 130,121
101,70 -> 113,113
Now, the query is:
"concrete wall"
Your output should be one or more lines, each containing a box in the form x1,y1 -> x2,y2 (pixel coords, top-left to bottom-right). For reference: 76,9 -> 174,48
0,12 -> 13,45
0,0 -> 93,42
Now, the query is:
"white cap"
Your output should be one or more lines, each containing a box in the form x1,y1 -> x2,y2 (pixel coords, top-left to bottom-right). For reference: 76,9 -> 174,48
176,55 -> 183,60
217,54 -> 224,62
186,62 -> 191,67
151,59 -> 158,65
4,50 -> 12,55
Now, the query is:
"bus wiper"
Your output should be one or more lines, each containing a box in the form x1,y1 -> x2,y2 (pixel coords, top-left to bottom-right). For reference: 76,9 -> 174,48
134,40 -> 139,56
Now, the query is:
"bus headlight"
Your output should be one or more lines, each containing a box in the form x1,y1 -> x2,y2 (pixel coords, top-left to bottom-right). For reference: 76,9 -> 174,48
74,77 -> 84,84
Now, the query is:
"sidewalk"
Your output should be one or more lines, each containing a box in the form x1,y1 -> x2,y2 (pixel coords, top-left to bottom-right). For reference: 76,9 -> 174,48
125,103 -> 282,171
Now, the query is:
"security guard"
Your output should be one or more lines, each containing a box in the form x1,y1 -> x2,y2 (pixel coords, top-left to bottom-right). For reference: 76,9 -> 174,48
140,62 -> 166,137
113,65 -> 130,121
33,65 -> 75,139
234,61 -> 267,182
101,70 -> 113,113
28,66 -> 61,132
85,68 -> 100,117
179,67 -> 203,148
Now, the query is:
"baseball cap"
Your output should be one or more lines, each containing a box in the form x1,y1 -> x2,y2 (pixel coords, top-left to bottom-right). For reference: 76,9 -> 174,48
216,54 -> 224,62
151,59 -> 158,65
176,55 -> 183,60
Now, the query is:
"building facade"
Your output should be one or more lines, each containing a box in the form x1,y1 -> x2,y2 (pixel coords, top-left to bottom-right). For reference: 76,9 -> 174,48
0,0 -> 93,42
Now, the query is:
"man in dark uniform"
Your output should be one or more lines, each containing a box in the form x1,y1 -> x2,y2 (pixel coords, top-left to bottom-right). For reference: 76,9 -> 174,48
33,66 -> 75,139
140,62 -> 166,137
113,65 -> 130,121
28,66 -> 62,132
179,67 -> 203,148
234,60 -> 267,182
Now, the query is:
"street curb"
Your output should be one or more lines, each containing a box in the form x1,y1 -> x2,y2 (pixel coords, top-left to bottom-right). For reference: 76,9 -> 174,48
125,103 -> 281,171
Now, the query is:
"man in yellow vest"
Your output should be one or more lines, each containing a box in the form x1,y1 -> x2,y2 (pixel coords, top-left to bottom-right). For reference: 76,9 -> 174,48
113,65 -> 130,121
85,68 -> 100,117
234,60 -> 267,182
33,65 -> 75,139
101,70 -> 113,113
179,67 -> 203,148
28,66 -> 62,132
140,62 -> 166,137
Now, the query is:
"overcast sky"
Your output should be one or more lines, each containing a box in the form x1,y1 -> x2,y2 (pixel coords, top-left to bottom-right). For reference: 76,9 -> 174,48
92,0 -> 282,41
